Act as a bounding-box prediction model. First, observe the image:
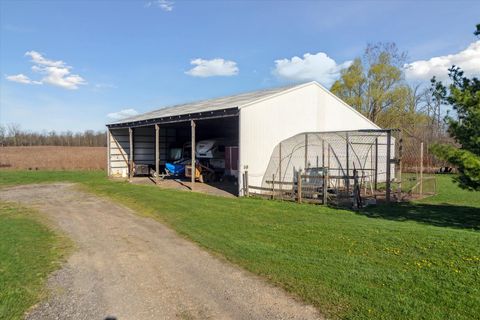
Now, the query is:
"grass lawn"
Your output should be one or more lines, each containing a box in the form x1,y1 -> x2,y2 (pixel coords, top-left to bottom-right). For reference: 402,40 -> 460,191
0,170 -> 479,319
0,201 -> 70,320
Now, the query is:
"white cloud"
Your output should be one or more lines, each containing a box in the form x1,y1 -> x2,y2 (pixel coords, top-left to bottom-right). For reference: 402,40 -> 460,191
107,108 -> 139,120
405,40 -> 480,81
185,58 -> 239,77
6,51 -> 86,90
145,0 -> 174,11
25,50 -> 66,67
5,73 -> 41,85
272,52 -> 352,87
95,83 -> 116,89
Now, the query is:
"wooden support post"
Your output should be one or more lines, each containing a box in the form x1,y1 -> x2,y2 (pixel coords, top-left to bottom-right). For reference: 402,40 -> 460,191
155,124 -> 159,185
242,172 -> 246,196
374,138 -> 378,191
297,170 -> 302,203
191,120 -> 196,190
420,141 -> 424,196
386,130 -> 392,202
106,129 -> 111,177
345,132 -> 350,196
304,133 -> 308,169
129,127 -> 133,181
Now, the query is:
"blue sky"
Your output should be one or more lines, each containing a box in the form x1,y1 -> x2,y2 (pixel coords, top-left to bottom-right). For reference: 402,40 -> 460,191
1,0 -> 479,132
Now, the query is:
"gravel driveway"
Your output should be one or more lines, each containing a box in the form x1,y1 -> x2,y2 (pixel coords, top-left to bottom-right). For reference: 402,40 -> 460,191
0,184 -> 322,320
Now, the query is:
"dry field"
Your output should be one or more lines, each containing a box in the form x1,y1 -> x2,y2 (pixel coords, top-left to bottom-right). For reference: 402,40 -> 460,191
0,146 -> 106,170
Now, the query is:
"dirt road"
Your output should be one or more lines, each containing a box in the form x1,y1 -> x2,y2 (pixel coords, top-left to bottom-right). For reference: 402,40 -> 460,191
0,184 -> 322,320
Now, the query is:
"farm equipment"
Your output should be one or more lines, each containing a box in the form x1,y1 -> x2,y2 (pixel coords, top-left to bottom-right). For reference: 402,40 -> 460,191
185,161 -> 216,183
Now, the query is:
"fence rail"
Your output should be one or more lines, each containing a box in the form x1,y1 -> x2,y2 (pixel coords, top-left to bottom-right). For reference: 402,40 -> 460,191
246,171 -> 328,204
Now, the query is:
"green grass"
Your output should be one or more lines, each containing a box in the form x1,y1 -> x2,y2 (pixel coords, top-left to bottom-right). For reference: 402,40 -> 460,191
0,170 -> 479,319
0,201 -> 70,320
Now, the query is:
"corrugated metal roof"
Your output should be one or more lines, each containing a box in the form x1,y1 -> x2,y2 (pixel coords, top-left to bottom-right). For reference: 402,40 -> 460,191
107,82 -> 308,125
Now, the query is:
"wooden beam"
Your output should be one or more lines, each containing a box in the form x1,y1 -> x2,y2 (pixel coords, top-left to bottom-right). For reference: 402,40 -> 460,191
155,124 -> 159,185
106,129 -> 111,177
191,120 -> 196,190
129,127 -> 133,181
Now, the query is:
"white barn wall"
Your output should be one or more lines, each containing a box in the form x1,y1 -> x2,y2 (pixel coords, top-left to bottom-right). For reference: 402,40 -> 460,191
239,82 -> 384,192
239,84 -> 321,189
109,128 -> 129,177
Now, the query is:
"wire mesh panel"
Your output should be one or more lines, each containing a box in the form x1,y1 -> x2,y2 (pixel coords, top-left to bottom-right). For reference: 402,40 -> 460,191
244,129 -> 438,207
391,130 -> 439,199
245,130 -> 394,206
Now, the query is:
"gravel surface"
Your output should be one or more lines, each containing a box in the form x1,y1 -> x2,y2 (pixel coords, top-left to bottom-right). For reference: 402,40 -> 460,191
0,184 -> 322,320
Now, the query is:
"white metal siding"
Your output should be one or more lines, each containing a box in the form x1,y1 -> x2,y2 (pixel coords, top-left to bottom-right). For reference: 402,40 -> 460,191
109,128 -> 129,176
239,83 -> 380,192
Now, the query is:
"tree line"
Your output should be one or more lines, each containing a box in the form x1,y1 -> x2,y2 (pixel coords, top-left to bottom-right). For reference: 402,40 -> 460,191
331,24 -> 480,190
330,42 -> 450,143
0,124 -> 107,147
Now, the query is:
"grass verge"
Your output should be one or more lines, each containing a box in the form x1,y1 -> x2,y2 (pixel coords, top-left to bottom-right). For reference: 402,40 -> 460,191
0,201 -> 70,320
0,170 -> 479,319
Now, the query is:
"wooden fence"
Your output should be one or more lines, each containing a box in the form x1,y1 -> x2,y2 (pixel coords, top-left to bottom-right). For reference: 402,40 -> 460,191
243,171 -> 328,204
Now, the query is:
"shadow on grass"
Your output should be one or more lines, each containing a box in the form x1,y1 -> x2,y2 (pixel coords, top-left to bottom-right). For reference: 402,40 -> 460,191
360,202 -> 480,231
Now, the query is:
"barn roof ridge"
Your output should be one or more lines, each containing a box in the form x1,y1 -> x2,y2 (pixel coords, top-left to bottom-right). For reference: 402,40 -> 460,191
107,81 -> 314,126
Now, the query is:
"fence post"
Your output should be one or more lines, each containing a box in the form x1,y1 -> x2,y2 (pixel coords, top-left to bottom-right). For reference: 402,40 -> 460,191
397,131 -> 403,200
374,138 -> 378,191
346,132 -> 350,196
245,170 -> 249,197
304,133 -> 308,170
327,143 -> 331,171
386,130 -> 392,202
323,168 -> 328,205
297,170 -> 302,203
279,143 -> 282,196
322,139 -> 325,168
420,142 -> 424,196
271,174 -> 275,200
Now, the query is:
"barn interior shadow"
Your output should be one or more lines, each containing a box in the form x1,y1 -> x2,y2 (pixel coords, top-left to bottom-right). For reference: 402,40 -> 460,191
359,202 -> 480,231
